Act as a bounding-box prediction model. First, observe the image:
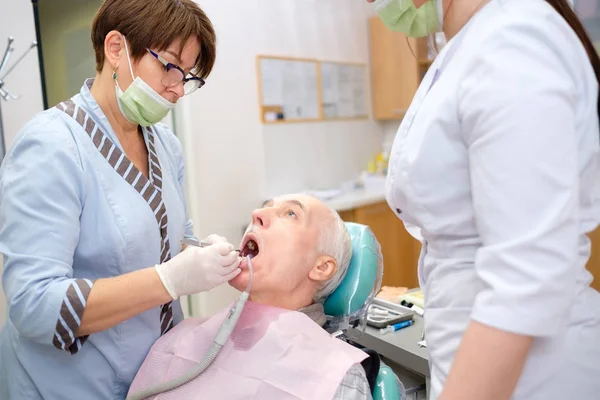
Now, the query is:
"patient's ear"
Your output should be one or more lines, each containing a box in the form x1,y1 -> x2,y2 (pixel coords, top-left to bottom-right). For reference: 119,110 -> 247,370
309,256 -> 337,283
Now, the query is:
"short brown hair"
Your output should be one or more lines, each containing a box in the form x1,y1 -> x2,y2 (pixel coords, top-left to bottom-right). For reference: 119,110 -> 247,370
91,0 -> 216,79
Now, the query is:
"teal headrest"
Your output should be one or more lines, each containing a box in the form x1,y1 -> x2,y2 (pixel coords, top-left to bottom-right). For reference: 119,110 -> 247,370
323,222 -> 383,317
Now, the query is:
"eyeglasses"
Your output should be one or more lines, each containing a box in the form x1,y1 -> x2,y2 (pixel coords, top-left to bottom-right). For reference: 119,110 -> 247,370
146,49 -> 205,95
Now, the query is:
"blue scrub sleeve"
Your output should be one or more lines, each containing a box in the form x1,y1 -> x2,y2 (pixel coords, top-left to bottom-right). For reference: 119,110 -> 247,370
0,116 -> 93,354
458,19 -> 579,337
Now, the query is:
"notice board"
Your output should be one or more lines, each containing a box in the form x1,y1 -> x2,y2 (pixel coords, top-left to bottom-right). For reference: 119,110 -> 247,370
257,56 -> 321,123
320,61 -> 368,120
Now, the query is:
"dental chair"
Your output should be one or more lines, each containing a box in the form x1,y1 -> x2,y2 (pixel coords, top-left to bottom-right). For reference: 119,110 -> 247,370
323,222 -> 406,400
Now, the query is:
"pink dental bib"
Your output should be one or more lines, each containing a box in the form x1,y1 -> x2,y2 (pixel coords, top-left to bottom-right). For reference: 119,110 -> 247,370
128,301 -> 368,399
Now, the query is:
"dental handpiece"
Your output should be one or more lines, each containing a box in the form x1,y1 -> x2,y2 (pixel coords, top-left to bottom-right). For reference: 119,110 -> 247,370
181,238 -> 240,253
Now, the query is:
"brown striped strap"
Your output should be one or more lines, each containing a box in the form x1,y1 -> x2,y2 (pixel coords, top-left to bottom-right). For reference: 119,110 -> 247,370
140,113 -> 173,334
147,135 -> 163,191
56,99 -> 174,336
52,279 -> 93,354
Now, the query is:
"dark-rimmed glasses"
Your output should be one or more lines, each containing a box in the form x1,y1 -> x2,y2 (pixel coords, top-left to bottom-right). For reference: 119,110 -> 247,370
146,49 -> 205,95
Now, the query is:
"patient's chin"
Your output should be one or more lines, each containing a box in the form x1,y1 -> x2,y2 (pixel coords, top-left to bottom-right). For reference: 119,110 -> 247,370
228,270 -> 249,291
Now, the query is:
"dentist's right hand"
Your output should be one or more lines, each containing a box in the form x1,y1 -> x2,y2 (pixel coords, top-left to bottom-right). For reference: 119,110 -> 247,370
155,242 -> 241,299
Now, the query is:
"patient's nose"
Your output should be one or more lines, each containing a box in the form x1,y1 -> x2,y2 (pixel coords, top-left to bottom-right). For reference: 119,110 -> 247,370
251,208 -> 270,228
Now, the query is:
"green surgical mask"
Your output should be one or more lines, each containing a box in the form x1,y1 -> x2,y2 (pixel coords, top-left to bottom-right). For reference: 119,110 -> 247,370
373,0 -> 443,38
114,35 -> 175,127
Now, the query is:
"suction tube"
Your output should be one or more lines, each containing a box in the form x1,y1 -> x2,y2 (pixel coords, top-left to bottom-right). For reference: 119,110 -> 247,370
127,256 -> 254,400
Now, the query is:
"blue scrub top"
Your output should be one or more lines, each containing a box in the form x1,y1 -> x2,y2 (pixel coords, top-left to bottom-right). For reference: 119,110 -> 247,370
0,79 -> 196,399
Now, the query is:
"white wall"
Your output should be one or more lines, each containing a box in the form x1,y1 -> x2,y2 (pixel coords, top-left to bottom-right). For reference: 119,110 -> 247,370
181,0 -> 384,317
0,0 -> 44,150
0,0 -> 44,326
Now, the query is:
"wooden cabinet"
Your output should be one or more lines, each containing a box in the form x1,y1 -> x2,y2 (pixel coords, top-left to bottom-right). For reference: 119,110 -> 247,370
339,201 -> 421,288
369,16 -> 432,120
341,201 -> 600,292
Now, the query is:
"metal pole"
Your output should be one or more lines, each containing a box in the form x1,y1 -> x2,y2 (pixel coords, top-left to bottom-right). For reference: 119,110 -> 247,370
0,37 -> 14,75
0,42 -> 37,82
31,0 -> 48,110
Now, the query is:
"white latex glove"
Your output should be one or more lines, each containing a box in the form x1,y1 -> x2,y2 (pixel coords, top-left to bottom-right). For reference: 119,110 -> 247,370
155,242 -> 241,299
201,234 -> 228,246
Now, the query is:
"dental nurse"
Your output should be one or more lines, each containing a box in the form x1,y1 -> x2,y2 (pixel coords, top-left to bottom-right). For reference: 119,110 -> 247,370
370,0 -> 600,398
0,1 -> 241,399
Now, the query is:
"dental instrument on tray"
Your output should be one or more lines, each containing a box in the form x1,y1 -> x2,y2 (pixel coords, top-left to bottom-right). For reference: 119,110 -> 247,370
127,255 -> 254,400
380,319 -> 414,335
366,298 -> 415,328
368,304 -> 396,318
367,305 -> 410,323
400,300 -> 425,317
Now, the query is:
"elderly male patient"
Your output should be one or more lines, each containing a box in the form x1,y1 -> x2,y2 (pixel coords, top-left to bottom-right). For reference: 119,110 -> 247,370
128,194 -> 373,400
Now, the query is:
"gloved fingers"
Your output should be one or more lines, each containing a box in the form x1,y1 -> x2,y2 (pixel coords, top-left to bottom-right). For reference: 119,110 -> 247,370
224,268 -> 242,282
219,251 -> 241,267
211,242 -> 235,256
202,234 -> 228,245
219,255 -> 241,273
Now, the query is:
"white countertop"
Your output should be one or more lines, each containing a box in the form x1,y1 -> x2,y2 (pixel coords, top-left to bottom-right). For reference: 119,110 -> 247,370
322,185 -> 387,212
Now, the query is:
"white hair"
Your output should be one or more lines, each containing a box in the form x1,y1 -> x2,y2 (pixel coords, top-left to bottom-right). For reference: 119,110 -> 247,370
313,207 -> 353,303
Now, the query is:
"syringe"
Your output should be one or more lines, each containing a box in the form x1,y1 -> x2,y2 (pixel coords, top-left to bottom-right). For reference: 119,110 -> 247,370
379,319 -> 414,335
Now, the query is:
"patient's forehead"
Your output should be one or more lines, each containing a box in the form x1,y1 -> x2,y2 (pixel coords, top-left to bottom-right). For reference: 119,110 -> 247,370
267,194 -> 330,219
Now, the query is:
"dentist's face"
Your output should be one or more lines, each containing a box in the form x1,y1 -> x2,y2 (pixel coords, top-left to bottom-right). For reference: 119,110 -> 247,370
230,194 -> 331,303
112,33 -> 200,103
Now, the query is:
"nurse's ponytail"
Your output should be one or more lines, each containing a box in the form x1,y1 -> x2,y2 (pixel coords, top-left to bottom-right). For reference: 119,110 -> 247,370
546,0 -> 600,121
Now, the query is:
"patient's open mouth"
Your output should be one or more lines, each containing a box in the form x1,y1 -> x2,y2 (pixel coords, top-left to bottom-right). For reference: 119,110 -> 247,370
240,237 -> 259,258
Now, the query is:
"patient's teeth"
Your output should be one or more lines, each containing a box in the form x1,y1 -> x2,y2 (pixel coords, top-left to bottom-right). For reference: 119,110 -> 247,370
247,241 -> 256,251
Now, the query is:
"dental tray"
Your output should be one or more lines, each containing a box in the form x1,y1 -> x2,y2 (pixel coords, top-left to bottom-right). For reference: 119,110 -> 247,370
366,298 -> 415,329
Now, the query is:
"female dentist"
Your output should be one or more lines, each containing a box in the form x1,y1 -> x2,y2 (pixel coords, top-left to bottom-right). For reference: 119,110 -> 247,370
0,1 -> 241,399
370,0 -> 600,398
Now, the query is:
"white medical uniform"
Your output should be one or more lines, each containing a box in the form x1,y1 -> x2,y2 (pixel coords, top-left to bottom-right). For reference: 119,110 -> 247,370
385,0 -> 600,398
